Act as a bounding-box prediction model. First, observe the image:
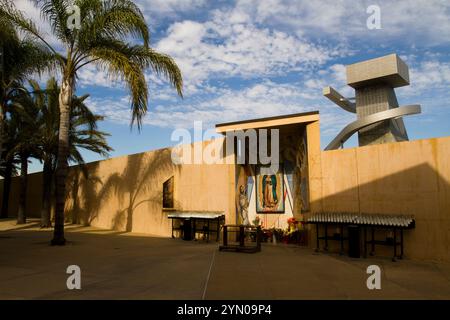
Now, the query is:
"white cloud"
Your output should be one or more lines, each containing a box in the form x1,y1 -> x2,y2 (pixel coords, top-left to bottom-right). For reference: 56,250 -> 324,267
394,59 -> 450,119
87,96 -> 132,124
301,62 -> 354,100
233,0 -> 450,45
11,0 -> 449,148
85,55 -> 450,147
409,61 -> 450,92
137,0 -> 207,15
14,0 -> 62,49
155,14 -> 340,94
77,64 -> 121,88
137,0 -> 450,47
90,79 -> 349,135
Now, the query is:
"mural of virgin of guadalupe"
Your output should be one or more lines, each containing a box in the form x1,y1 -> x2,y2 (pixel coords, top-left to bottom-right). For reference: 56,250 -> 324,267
262,175 -> 278,209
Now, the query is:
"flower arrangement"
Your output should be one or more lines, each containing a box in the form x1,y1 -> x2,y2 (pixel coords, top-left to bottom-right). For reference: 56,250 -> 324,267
263,229 -> 273,242
257,216 -> 308,245
272,228 -> 285,242
287,217 -> 299,234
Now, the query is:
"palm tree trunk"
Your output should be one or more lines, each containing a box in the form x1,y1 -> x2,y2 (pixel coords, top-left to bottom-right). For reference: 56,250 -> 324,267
40,157 -> 52,228
1,92 -> 10,219
1,158 -> 12,218
0,92 -> 5,159
52,77 -> 73,245
17,153 -> 28,224
0,100 -> 6,190
0,117 -> 3,164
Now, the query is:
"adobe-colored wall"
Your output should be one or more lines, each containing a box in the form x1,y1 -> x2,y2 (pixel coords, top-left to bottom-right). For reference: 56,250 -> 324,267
1,139 -> 235,237
0,169 -> 43,219
2,120 -> 449,262
309,136 -> 450,262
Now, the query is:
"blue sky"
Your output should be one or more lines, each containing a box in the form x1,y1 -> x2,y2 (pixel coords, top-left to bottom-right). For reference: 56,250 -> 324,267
16,0 -> 450,173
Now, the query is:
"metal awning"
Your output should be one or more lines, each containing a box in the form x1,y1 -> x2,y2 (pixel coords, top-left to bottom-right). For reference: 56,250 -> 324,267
307,212 -> 415,228
168,211 -> 226,241
167,211 -> 225,219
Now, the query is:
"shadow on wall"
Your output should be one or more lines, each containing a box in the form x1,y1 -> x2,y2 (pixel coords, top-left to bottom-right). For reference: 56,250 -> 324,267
65,163 -> 100,226
65,148 -> 176,233
309,163 -> 450,261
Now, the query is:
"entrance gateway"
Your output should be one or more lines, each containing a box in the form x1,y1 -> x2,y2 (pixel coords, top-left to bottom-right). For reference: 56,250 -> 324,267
208,54 -> 422,258
216,111 -> 319,233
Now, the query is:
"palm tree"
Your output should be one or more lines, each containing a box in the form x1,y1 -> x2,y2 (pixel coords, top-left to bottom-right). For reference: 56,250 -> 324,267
5,79 -> 112,225
0,11 -> 54,220
29,78 -> 112,227
1,98 -> 20,219
0,14 -> 54,162
1,0 -> 183,244
6,88 -> 42,224
0,148 -> 19,219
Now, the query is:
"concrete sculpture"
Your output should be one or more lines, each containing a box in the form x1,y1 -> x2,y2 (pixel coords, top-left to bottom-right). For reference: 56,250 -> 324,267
324,54 -> 421,150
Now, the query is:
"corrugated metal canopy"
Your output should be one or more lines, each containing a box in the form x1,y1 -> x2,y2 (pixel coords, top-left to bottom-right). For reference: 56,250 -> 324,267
167,211 -> 225,219
307,212 -> 415,228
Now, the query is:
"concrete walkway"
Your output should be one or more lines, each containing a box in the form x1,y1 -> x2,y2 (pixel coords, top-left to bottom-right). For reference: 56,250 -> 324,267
1,220 -> 449,299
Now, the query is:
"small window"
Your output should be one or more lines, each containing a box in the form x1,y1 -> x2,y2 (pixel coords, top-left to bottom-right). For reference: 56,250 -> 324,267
163,176 -> 174,209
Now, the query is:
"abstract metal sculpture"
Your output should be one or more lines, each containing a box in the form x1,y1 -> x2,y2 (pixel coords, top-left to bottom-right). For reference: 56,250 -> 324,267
324,54 -> 421,150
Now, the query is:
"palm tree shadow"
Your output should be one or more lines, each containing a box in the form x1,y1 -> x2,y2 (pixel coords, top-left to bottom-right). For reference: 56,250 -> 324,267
66,148 -> 175,233
65,164 -> 102,226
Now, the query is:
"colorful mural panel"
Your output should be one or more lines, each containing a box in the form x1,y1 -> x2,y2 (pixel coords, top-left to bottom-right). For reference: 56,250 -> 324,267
256,165 -> 285,213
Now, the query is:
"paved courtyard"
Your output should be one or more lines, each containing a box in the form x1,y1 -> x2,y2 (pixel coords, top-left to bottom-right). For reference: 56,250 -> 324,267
1,218 -> 450,300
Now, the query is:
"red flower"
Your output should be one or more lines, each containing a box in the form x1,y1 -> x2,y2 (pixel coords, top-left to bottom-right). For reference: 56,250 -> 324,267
287,217 -> 299,224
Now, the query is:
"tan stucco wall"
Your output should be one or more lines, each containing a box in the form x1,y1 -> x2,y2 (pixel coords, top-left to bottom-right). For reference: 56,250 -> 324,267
2,118 -> 449,262
0,171 -> 44,219
1,139 -> 235,237
309,135 -> 450,262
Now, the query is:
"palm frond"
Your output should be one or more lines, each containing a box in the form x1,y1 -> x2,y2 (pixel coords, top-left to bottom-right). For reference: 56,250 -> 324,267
34,0 -> 73,45
76,0 -> 150,52
132,47 -> 183,98
88,41 -> 147,128
0,0 -> 60,58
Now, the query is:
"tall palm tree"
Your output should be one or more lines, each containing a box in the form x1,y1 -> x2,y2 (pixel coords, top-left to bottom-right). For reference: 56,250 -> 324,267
0,148 -> 19,219
1,95 -> 20,219
29,78 -> 112,227
0,14 -> 54,163
1,0 -> 183,244
0,12 -> 54,220
7,87 -> 42,224
5,79 -> 112,225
